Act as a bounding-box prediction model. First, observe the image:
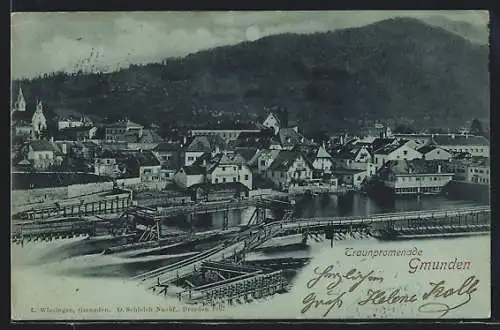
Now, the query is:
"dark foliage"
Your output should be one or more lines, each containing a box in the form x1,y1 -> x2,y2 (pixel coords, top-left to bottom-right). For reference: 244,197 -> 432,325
12,18 -> 488,134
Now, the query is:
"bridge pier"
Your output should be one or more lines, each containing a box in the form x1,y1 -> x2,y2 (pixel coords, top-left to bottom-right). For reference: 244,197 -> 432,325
222,210 -> 229,231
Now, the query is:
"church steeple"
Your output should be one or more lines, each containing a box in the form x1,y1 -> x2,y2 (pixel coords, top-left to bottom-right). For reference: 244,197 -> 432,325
14,87 -> 26,112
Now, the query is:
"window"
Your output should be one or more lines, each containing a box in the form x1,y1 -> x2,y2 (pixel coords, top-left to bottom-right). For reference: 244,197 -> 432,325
434,177 -> 437,181
223,178 -> 226,183
215,178 -> 218,183
233,177 -> 236,182
260,160 -> 266,166
222,167 -> 226,171
403,150 -> 408,156
244,175 -> 249,180
188,156 -> 194,161
238,165 -> 242,170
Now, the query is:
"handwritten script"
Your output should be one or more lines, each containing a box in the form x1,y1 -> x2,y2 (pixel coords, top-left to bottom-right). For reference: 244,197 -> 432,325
301,265 -> 480,318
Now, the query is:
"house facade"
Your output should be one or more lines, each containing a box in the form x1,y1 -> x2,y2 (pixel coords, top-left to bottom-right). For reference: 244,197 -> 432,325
104,120 -> 144,142
265,151 -> 314,191
312,144 -> 334,173
26,140 -> 62,170
206,153 -> 253,190
378,160 -> 454,195
174,166 -> 206,189
466,160 -> 490,185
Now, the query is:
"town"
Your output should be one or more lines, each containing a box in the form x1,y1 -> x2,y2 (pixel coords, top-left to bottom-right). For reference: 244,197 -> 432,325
11,87 -> 490,207
10,86 -> 491,305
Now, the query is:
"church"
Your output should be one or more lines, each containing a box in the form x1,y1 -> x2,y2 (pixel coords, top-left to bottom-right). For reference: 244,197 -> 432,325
11,87 -> 48,139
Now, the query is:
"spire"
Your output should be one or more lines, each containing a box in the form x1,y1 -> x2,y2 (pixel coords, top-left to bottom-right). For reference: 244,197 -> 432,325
14,87 -> 26,112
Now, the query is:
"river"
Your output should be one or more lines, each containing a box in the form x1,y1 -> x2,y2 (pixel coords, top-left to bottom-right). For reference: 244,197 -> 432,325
11,193 -> 490,319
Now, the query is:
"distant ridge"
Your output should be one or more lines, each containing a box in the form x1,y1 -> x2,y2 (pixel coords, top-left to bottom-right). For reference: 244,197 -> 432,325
12,17 -> 489,134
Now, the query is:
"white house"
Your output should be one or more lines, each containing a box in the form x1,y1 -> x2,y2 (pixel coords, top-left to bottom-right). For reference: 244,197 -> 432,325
206,153 -> 253,190
94,150 -> 120,177
373,143 -> 422,170
266,151 -> 314,191
417,145 -> 452,161
465,159 -> 490,185
26,139 -> 61,170
378,160 -> 454,195
312,144 -> 334,173
174,166 -> 206,189
333,145 -> 373,171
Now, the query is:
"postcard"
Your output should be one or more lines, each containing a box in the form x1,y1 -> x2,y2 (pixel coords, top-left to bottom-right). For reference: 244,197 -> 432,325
11,10 -> 491,320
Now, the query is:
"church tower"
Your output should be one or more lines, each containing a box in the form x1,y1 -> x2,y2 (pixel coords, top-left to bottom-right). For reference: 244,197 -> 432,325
31,100 -> 47,139
13,87 -> 26,112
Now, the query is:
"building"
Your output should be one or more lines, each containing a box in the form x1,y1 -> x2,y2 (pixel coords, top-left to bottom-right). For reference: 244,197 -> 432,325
378,159 -> 454,195
11,89 -> 48,139
189,123 -> 261,143
104,119 -> 144,142
392,134 -> 434,145
152,142 -> 182,171
417,145 -> 452,161
373,142 -> 422,170
333,168 -> 368,188
26,139 -> 62,170
465,158 -> 490,185
181,135 -> 225,166
432,134 -> 489,158
94,150 -> 121,177
174,165 -> 206,189
261,112 -> 282,135
279,128 -> 309,150
57,126 -> 98,141
123,151 -> 162,182
57,116 -> 93,131
332,145 -> 372,171
123,128 -> 164,150
253,149 -> 281,175
265,150 -> 314,191
311,144 -> 334,174
174,152 -> 253,190
204,153 -> 253,190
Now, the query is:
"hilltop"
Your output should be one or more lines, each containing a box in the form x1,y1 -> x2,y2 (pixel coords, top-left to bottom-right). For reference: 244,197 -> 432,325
12,17 -> 489,135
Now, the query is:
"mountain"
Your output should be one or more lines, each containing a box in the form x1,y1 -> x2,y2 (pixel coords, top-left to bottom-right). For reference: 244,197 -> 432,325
419,15 -> 489,45
11,17 -> 489,135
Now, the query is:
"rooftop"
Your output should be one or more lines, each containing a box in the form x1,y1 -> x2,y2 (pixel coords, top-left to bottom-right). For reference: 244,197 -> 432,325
432,134 -> 489,147
184,135 -> 225,152
268,150 -> 312,172
29,140 -> 59,152
379,159 -> 452,178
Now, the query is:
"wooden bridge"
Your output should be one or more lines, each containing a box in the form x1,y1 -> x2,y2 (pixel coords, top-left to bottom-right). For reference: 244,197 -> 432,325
13,191 -> 132,221
134,205 -> 490,292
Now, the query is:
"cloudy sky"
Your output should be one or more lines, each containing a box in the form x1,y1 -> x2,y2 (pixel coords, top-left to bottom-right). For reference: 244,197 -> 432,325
11,10 -> 488,79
